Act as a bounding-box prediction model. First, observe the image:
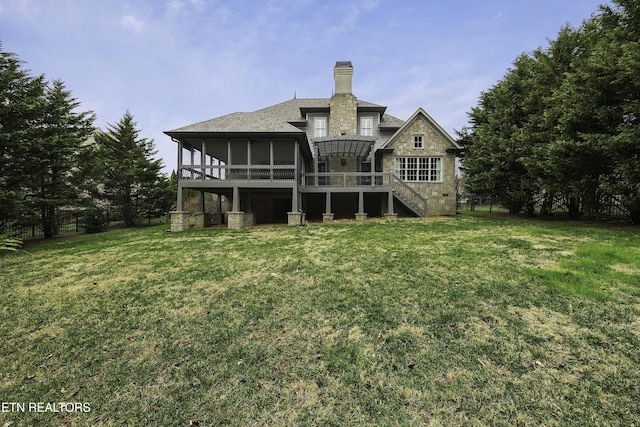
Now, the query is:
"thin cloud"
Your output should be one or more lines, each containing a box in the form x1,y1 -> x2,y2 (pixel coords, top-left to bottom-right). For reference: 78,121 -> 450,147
166,0 -> 205,15
0,0 -> 38,18
327,0 -> 379,35
120,14 -> 145,33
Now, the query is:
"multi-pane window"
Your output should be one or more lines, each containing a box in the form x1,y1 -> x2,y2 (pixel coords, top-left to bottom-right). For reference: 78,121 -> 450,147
314,117 -> 327,137
413,135 -> 424,149
360,117 -> 373,136
394,157 -> 442,182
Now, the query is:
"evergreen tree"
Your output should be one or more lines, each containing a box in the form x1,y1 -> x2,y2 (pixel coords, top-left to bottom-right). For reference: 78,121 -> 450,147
0,43 -> 45,229
463,53 -> 545,215
95,112 -> 169,226
602,0 -> 640,222
462,0 -> 640,222
22,80 -> 95,237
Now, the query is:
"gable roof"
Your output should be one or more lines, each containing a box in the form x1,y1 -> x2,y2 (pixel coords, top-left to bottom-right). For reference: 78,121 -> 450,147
380,107 -> 462,151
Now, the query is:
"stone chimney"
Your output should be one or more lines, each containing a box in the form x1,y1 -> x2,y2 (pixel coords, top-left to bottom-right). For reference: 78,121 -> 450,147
330,61 -> 357,136
334,61 -> 353,94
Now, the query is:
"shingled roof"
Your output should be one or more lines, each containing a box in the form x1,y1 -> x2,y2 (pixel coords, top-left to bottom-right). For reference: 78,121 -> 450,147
165,98 -> 404,137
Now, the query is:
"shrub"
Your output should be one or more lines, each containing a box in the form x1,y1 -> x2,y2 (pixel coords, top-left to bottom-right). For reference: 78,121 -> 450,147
82,207 -> 108,234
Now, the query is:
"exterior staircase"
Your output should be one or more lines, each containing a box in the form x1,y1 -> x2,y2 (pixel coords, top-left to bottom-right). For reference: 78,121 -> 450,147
391,174 -> 428,217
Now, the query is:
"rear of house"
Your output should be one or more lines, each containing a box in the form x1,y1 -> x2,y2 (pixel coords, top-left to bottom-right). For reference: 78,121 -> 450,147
165,61 -> 463,230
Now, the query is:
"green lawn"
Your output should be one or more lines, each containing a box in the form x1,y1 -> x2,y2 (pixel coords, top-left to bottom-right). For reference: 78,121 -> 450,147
1,214 -> 639,426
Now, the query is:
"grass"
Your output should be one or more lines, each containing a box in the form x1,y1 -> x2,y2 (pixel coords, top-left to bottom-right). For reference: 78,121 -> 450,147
1,214 -> 639,426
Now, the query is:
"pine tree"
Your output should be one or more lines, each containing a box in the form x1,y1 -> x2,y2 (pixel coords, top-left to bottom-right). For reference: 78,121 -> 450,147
95,111 -> 169,226
462,0 -> 640,222
22,80 -> 95,237
0,43 -> 46,229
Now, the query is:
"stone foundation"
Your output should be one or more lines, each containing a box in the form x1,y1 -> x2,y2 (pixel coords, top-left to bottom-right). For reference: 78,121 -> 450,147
288,211 -> 303,226
384,213 -> 398,221
322,213 -> 334,222
170,211 -> 190,232
355,213 -> 368,221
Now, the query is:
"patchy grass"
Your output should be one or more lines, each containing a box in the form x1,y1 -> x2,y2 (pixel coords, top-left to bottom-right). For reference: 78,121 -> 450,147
1,214 -> 639,426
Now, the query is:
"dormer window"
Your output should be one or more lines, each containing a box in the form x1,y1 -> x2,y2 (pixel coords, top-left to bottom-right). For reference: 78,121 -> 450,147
360,117 -> 373,136
313,117 -> 327,138
314,117 -> 327,137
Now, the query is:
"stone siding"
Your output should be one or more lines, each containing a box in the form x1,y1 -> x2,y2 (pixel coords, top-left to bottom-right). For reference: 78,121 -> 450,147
329,93 -> 357,136
227,212 -> 244,230
170,211 -> 190,232
328,154 -> 358,186
382,116 -> 457,216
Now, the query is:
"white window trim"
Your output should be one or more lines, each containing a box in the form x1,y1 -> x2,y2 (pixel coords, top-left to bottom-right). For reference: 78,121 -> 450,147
360,117 -> 373,137
394,156 -> 442,182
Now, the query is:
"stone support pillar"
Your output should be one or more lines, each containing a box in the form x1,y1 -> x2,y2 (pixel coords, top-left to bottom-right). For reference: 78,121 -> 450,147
322,213 -> 334,222
288,211 -> 302,226
227,212 -> 245,230
227,186 -> 245,229
170,211 -> 190,232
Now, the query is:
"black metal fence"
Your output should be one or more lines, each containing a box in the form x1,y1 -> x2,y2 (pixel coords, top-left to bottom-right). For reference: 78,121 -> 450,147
458,193 -> 632,222
0,210 -> 82,240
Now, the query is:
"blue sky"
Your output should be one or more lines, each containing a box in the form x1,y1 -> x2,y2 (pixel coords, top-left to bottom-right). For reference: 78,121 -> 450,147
0,0 -> 610,174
